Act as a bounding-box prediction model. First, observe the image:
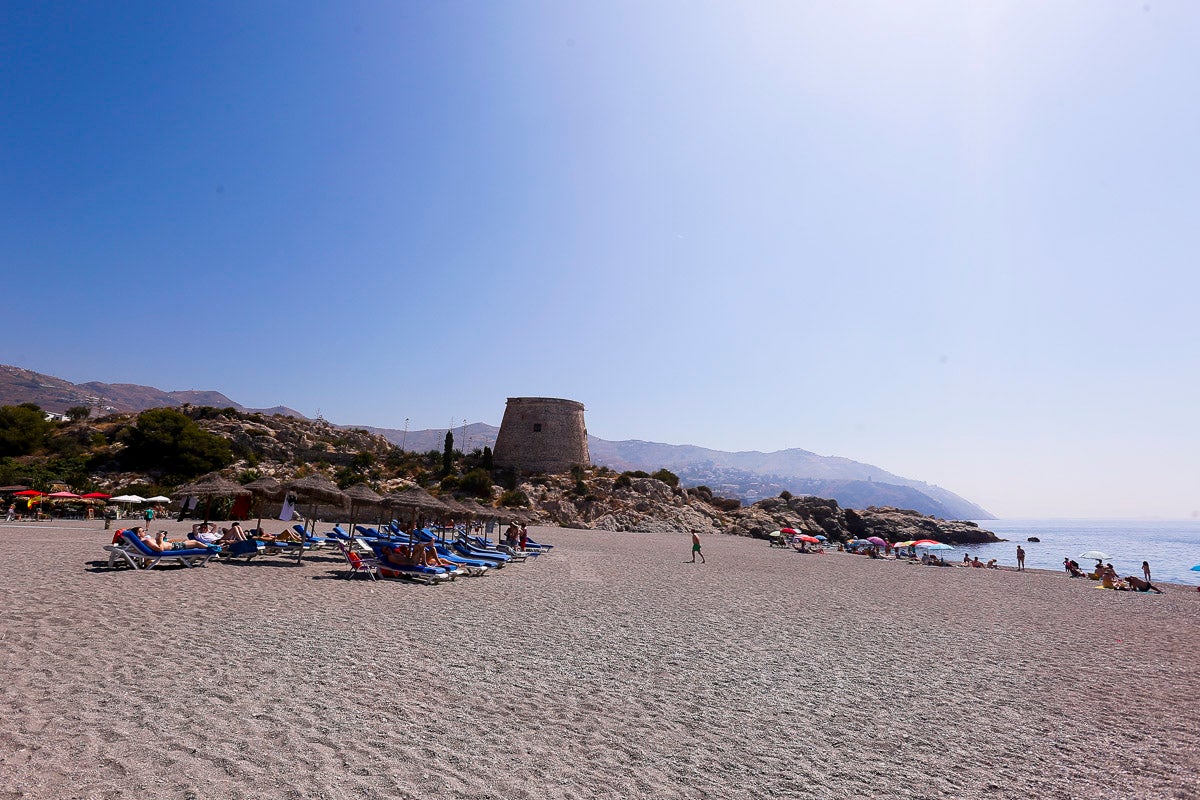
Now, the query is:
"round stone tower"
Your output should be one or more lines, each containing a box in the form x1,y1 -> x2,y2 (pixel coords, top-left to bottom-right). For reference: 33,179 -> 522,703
492,397 -> 590,474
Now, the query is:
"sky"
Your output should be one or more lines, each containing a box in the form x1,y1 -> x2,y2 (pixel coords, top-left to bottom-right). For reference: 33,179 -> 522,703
2,1 -> 1197,519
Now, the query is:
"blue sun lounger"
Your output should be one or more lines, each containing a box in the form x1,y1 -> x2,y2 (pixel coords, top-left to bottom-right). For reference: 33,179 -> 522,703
368,541 -> 455,582
105,530 -> 219,570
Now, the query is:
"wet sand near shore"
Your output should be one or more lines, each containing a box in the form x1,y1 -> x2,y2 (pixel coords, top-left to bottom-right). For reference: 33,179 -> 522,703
1,520 -> 1197,799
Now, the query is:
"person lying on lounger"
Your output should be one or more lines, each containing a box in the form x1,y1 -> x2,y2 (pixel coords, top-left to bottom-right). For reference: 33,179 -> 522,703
381,543 -> 445,570
133,527 -> 209,552
218,522 -> 247,543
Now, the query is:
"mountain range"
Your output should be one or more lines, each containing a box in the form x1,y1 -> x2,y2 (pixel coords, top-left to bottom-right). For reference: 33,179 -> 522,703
0,364 -> 992,519
0,364 -> 304,418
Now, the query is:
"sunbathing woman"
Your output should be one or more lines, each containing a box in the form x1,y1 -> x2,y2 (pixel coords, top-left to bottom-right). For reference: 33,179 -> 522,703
219,522 -> 247,543
1101,566 -> 1129,591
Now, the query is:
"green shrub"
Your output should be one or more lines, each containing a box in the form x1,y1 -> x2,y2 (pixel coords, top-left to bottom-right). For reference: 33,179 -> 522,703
780,490 -> 793,500
119,408 -> 233,482
0,404 -> 54,457
459,468 -> 494,498
440,474 -> 461,491
651,468 -> 679,487
614,473 -> 632,489
499,490 -> 528,507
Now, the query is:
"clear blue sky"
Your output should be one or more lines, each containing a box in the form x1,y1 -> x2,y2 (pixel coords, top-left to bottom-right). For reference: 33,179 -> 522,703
2,2 -> 1197,519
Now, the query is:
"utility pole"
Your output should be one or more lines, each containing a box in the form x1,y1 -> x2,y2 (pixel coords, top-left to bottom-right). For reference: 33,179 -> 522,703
402,418 -> 409,451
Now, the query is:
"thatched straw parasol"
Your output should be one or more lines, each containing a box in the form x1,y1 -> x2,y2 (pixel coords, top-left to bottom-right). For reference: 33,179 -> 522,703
172,473 -> 251,523
439,496 -> 474,521
243,476 -> 284,534
462,499 -> 495,518
381,487 -> 447,534
244,476 -> 284,498
342,483 -> 383,538
286,475 -> 348,532
437,497 -> 480,541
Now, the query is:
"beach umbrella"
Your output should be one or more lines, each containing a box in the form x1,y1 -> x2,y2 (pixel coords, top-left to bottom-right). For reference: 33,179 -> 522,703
286,475 -> 348,533
145,495 -> 171,503
461,499 -> 499,541
797,534 -> 820,544
342,483 -> 383,540
15,490 -> 45,497
244,476 -> 284,534
80,492 -> 111,499
110,495 -> 147,503
815,535 -> 827,541
779,527 -> 799,535
437,497 -> 475,542
47,491 -> 80,499
1078,550 -> 1110,562
911,539 -> 941,546
172,475 -> 250,523
916,542 -> 954,551
866,536 -> 887,547
382,487 -> 448,536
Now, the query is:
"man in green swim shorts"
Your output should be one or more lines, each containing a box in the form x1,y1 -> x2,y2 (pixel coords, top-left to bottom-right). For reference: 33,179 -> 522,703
690,531 -> 705,563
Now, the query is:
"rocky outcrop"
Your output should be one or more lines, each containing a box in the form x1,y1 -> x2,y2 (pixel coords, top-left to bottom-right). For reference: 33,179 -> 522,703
852,507 -> 1001,545
516,474 -> 1000,545
518,476 -> 730,533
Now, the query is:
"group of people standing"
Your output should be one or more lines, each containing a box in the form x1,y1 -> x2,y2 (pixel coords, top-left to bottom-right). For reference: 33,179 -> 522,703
504,522 -> 529,551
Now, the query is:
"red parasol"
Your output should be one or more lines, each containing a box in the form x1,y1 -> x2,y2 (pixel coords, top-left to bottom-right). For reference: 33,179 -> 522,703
14,490 -> 44,497
81,492 -> 111,499
48,491 -> 81,499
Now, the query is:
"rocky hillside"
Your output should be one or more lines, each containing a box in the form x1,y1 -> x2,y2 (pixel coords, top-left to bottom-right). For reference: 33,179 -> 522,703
1,364 -> 992,519
508,471 -> 1001,546
3,401 -> 998,545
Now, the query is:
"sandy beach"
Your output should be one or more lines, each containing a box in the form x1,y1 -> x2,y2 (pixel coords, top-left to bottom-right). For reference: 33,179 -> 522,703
1,520 -> 1197,800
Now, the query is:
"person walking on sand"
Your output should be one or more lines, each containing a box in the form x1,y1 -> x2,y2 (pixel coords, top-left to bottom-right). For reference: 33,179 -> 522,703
1016,545 -> 1026,572
1143,561 -> 1152,582
5,503 -> 14,522
690,531 -> 705,563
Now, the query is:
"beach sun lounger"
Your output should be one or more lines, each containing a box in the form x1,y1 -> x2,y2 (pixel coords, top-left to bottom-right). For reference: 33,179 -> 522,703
105,530 -> 218,570
336,541 -> 382,581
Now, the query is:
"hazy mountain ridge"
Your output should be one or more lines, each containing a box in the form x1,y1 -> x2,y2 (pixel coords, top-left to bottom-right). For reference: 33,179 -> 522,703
364,423 -> 991,519
0,365 -> 306,419
1,364 -> 991,518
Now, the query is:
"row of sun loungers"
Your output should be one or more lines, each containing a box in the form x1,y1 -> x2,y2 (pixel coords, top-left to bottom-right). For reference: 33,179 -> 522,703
102,521 -> 551,584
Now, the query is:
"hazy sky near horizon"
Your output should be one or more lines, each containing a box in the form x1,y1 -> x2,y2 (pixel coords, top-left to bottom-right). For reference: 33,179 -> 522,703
2,2 -> 1197,519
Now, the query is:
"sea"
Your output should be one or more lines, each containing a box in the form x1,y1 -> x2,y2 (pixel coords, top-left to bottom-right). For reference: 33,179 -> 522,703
961,519 -> 1200,587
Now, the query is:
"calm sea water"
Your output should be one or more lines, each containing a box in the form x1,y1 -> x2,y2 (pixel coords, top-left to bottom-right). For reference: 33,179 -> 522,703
961,519 -> 1200,586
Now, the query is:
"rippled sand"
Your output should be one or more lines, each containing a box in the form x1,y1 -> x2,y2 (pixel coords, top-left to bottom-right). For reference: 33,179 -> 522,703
1,521 -> 1197,799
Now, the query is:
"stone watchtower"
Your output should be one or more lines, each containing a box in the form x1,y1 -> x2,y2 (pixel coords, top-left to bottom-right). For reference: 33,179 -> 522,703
492,397 -> 590,474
